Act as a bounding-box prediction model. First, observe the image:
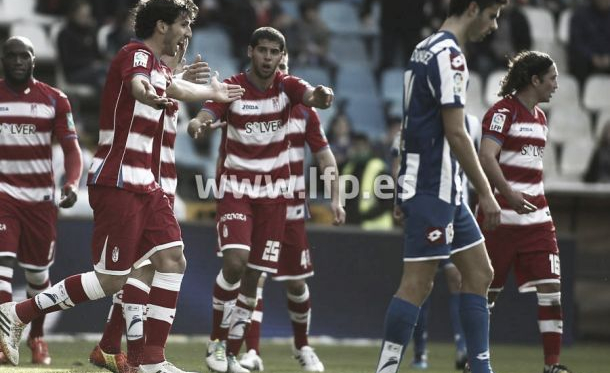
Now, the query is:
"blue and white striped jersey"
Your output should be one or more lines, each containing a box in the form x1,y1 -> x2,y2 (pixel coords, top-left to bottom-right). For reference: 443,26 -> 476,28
396,31 -> 469,206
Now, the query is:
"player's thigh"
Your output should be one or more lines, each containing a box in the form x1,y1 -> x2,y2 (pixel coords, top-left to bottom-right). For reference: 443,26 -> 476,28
249,202 -> 287,274
89,186 -> 146,275
272,220 -> 313,282
17,202 -> 57,270
450,202 -> 484,255
401,195 -> 455,260
514,229 -> 561,292
216,194 -> 254,253
483,227 -> 521,291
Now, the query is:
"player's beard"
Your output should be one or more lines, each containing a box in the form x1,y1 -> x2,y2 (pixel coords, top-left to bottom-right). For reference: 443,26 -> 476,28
6,65 -> 33,86
253,63 -> 275,80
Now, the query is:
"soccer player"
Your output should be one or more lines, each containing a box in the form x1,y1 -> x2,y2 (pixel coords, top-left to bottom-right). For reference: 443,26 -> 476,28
0,1 -> 243,372
0,36 -> 83,366
375,1 -> 506,373
478,51 -> 572,373
188,27 -> 334,373
237,54 -> 345,373
89,43 -> 212,373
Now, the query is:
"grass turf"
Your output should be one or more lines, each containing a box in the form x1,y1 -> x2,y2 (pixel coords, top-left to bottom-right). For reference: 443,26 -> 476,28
0,340 -> 608,372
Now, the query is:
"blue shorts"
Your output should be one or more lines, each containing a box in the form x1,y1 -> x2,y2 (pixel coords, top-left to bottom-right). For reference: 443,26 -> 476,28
401,195 -> 483,261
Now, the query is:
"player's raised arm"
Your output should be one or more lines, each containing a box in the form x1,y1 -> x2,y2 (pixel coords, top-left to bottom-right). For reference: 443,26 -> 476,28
166,73 -> 244,103
131,75 -> 172,109
302,85 -> 334,109
442,106 -> 500,230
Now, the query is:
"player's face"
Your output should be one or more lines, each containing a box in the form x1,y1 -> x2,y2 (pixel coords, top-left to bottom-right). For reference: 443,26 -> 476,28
535,63 -> 558,103
248,39 -> 283,80
163,13 -> 192,57
1,42 -> 34,85
467,4 -> 503,42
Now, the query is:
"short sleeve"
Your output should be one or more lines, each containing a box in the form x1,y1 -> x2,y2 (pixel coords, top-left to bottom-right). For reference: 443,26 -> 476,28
52,89 -> 78,141
435,48 -> 468,107
304,107 -> 329,153
283,75 -> 313,106
120,48 -> 154,82
482,106 -> 513,144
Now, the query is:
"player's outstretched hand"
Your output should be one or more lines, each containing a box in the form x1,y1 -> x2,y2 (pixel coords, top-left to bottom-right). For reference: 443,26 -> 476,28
478,193 -> 501,231
209,72 -> 245,103
312,85 -> 334,109
59,184 -> 77,208
188,117 -> 227,139
331,201 -> 346,225
182,54 -> 211,84
506,190 -> 537,215
141,79 -> 171,109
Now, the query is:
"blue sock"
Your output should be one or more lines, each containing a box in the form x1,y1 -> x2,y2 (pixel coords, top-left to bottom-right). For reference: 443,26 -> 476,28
413,297 -> 430,357
449,293 -> 467,352
460,293 -> 493,373
375,297 -> 420,373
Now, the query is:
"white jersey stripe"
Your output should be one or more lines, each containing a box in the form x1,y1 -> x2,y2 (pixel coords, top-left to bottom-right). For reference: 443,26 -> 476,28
125,132 -> 154,154
0,159 -> 52,174
226,123 -> 286,146
0,102 -> 55,119
98,130 -> 114,146
288,147 -> 305,163
286,118 -> 306,134
508,122 -> 547,139
160,146 -> 174,164
121,165 -> 156,186
0,182 -> 53,202
0,131 -> 51,146
230,92 -> 290,116
499,150 -> 543,170
497,181 -> 545,196
159,177 -> 177,195
225,149 -> 290,173
288,175 -> 306,192
133,100 -> 163,123
439,138 -> 452,203
501,207 -> 552,225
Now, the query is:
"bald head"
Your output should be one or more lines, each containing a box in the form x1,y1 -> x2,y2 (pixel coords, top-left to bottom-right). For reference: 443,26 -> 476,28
2,36 -> 35,86
3,36 -> 35,55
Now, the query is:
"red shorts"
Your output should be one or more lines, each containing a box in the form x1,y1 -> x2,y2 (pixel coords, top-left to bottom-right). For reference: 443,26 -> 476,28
272,219 -> 314,281
216,194 -> 286,273
484,225 -> 560,293
89,186 -> 182,275
0,196 -> 57,270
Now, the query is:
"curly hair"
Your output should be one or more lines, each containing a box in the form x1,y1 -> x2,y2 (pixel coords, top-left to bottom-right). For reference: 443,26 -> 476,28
133,0 -> 198,39
498,51 -> 555,97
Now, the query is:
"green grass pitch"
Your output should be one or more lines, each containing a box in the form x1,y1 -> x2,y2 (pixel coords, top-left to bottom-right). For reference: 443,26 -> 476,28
0,340 -> 608,372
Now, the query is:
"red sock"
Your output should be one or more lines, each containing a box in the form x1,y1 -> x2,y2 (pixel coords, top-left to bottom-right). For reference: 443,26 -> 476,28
0,265 -> 13,304
245,298 -> 263,353
287,287 -> 311,350
142,272 -> 182,365
537,292 -> 563,366
98,292 -> 125,354
227,294 -> 256,356
211,271 -> 239,341
123,280 -> 150,366
16,273 -> 97,323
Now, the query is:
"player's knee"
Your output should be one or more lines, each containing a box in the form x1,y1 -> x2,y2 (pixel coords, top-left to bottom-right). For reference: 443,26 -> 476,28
0,256 -> 16,269
97,272 -> 129,295
150,246 -> 186,273
286,280 -> 306,296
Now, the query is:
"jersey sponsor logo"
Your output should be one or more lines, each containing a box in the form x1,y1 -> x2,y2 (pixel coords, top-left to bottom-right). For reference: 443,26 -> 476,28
490,113 -> 506,132
244,120 -> 282,134
219,212 -> 247,222
410,49 -> 433,64
241,104 -> 259,111
521,144 -> 544,158
450,52 -> 465,71
0,107 -> 8,111
133,51 -> 149,68
0,123 -> 37,135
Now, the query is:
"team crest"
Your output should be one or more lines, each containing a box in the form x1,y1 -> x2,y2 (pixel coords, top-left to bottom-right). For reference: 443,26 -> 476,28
30,104 -> 37,116
272,97 -> 280,111
112,246 -> 120,262
490,113 -> 506,132
133,51 -> 149,68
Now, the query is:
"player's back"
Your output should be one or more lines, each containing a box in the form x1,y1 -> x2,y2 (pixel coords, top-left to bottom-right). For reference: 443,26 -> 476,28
0,79 -> 75,202
397,31 -> 469,205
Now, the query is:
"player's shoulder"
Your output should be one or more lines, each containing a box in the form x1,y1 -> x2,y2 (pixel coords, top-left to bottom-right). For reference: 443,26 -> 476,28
426,31 -> 462,56
33,79 -> 69,100
489,96 -> 518,114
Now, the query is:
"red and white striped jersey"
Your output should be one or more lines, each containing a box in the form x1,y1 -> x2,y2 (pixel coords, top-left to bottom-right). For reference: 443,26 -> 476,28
481,96 -> 553,228
0,79 -> 76,203
286,105 -> 328,221
88,41 -> 172,193
151,101 -> 178,198
204,71 -> 310,202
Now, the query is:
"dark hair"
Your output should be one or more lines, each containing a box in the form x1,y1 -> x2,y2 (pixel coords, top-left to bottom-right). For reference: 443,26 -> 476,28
249,27 -> 286,52
133,0 -> 198,39
448,0 -> 508,17
499,50 -> 555,97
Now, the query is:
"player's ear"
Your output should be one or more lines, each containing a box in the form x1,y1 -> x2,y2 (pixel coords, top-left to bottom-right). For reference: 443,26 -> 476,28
467,1 -> 480,17
156,19 -> 168,34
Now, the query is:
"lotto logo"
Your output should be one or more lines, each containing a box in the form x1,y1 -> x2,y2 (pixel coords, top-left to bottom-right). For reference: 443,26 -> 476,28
426,228 -> 444,244
450,52 -> 465,71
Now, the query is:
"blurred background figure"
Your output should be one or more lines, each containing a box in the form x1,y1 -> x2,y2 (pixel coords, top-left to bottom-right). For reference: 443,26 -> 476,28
569,0 -> 610,83
584,121 -> 610,182
326,112 -> 353,171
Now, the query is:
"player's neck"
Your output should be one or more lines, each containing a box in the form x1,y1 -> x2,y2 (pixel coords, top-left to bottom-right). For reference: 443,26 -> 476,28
246,70 -> 274,91
4,78 -> 31,93
514,91 -> 538,114
143,37 -> 163,59
440,17 -> 468,47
